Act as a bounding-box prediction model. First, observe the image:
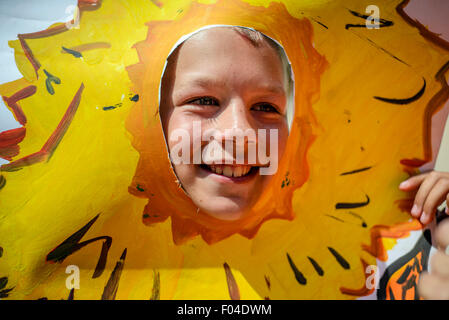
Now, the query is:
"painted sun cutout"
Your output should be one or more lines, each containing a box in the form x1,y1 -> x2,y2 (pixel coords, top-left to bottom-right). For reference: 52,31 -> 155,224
0,0 -> 448,300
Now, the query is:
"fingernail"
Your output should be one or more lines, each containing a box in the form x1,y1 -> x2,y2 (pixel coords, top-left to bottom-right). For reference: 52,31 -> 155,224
411,204 -> 420,216
399,181 -> 409,189
420,212 -> 428,224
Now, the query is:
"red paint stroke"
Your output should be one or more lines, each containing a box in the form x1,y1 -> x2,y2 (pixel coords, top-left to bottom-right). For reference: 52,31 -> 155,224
16,0 -> 103,79
78,0 -> 102,10
0,127 -> 26,148
395,197 -> 416,214
0,127 -> 26,161
340,259 -> 375,297
397,0 -> 449,52
2,85 -> 36,125
150,0 -> 163,8
61,42 -> 111,54
1,84 -> 84,172
0,145 -> 19,161
400,158 -> 427,168
18,24 -> 68,78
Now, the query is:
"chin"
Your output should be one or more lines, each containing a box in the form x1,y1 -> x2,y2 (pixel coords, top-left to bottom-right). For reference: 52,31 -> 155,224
198,199 -> 251,221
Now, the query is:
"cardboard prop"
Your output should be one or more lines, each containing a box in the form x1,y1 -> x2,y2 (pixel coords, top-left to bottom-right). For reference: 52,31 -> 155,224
0,0 -> 448,299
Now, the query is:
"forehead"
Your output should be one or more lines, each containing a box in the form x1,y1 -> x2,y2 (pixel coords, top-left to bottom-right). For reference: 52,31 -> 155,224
171,27 -> 285,83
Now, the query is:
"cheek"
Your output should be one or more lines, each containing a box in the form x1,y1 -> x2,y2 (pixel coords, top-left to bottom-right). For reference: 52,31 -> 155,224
165,113 -> 194,150
277,127 -> 289,156
265,122 -> 289,155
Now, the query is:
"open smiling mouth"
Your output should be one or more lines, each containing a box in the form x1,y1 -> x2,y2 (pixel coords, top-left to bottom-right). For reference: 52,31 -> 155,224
199,164 -> 259,179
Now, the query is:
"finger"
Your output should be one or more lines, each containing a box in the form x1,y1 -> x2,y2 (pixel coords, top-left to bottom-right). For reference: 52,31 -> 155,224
421,179 -> 449,224
399,172 -> 429,191
410,172 -> 440,218
446,194 -> 449,214
435,219 -> 449,250
418,272 -> 449,300
430,251 -> 449,279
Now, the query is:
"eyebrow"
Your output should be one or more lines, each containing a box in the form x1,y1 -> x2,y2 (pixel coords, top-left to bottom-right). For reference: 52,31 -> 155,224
183,76 -> 286,96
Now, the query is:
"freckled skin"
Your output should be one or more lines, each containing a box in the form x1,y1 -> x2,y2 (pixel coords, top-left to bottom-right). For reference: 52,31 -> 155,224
159,28 -> 289,221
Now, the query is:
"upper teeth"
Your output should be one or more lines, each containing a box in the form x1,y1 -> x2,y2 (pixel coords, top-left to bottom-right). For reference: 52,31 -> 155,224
209,165 -> 251,177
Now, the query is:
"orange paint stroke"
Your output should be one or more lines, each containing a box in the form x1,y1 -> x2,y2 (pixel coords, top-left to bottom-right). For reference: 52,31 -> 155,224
1,83 -> 84,172
398,61 -> 449,168
363,219 -> 422,262
340,259 -> 375,297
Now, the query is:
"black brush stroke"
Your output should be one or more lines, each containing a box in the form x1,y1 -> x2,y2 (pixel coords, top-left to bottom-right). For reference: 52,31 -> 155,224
0,175 -> 5,190
325,215 -> 345,223
345,9 -> 394,29
0,287 -> 14,298
67,288 -> 75,300
346,211 -> 368,228
43,69 -> 61,95
286,253 -> 307,285
340,166 -> 372,176
374,78 -> 426,105
264,275 -> 271,290
328,247 -> 350,269
311,18 -> 328,29
0,277 -> 7,290
101,248 -> 127,300
307,257 -> 324,276
62,46 -> 82,58
335,195 -> 370,209
130,94 -> 139,102
46,214 -> 112,278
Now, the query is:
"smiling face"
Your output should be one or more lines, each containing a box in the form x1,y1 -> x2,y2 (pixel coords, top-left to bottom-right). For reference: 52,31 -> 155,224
160,27 -> 289,221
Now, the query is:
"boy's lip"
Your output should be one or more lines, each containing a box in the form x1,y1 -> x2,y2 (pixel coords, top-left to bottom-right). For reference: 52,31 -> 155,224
198,164 -> 258,184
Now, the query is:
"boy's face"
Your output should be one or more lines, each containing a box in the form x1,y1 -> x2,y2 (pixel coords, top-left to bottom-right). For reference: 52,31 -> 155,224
160,28 -> 289,221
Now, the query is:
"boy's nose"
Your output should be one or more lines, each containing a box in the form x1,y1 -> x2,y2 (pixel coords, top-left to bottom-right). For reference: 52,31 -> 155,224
210,99 -> 257,163
215,98 -> 254,136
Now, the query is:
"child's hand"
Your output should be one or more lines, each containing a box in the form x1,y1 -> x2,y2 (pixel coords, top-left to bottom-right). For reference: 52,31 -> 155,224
399,171 -> 449,224
418,219 -> 449,299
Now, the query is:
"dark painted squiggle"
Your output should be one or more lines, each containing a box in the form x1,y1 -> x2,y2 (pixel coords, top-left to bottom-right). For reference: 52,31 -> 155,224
286,253 -> 307,285
374,78 -> 426,105
335,194 -> 370,209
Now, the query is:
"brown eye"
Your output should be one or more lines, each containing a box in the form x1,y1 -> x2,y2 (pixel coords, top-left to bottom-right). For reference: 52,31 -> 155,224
189,97 -> 219,106
252,103 -> 279,114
